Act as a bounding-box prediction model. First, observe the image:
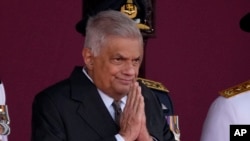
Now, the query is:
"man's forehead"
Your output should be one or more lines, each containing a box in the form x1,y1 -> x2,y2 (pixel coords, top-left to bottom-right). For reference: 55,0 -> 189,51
101,41 -> 143,53
111,52 -> 142,58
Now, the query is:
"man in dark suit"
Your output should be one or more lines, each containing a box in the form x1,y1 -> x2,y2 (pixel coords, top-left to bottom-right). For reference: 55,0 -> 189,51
31,10 -> 174,141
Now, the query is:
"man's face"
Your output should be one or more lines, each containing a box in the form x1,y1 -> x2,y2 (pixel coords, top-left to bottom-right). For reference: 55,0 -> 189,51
84,37 -> 143,99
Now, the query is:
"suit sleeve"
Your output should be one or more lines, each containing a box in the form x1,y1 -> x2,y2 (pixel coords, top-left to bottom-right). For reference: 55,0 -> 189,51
31,92 -> 118,141
31,93 -> 67,141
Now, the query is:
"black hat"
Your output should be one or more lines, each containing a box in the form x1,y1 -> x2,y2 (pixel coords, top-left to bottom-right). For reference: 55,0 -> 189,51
240,13 -> 250,32
75,0 -> 155,37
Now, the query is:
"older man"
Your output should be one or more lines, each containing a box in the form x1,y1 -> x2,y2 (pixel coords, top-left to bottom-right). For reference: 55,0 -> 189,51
31,10 -> 174,141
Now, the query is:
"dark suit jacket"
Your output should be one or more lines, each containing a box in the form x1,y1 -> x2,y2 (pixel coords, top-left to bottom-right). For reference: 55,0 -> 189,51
31,66 -> 174,141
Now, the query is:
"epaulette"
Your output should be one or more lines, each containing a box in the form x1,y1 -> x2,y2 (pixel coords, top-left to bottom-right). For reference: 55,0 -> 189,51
219,80 -> 250,98
137,77 -> 169,93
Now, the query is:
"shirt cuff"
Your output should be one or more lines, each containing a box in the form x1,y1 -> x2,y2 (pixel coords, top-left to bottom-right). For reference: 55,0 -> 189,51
115,134 -> 157,141
115,134 -> 125,141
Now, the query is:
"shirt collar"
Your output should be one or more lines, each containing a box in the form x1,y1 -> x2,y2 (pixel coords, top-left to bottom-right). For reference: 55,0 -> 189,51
82,67 -> 93,82
82,67 -> 127,108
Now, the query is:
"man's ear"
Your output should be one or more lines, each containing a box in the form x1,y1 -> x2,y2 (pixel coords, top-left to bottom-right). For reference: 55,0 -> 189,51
82,47 -> 94,70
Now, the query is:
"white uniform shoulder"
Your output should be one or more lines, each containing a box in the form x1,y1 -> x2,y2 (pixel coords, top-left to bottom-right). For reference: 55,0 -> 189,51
201,80 -> 250,141
219,80 -> 250,98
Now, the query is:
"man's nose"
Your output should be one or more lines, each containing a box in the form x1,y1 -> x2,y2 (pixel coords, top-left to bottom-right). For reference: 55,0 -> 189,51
122,62 -> 137,75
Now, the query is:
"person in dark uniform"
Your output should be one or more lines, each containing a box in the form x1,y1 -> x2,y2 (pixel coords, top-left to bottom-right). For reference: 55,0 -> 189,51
137,78 -> 174,117
31,10 -> 175,141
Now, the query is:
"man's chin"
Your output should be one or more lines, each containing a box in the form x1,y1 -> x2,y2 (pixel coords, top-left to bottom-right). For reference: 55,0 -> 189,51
118,79 -> 133,86
115,86 -> 130,95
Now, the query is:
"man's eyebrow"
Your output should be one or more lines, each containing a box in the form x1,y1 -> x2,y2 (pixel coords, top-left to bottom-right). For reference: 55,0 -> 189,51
112,53 -> 127,58
135,56 -> 141,59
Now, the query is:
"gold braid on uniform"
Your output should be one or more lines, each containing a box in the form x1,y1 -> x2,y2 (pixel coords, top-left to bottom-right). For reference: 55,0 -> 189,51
137,77 -> 169,93
219,80 -> 250,98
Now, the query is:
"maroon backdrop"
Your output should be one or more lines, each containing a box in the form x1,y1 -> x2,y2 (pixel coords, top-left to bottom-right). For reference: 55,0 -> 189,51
0,1 -> 250,141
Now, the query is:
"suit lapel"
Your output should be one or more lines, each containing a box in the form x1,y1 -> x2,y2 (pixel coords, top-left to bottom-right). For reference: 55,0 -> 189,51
69,67 -> 118,137
77,96 -> 119,137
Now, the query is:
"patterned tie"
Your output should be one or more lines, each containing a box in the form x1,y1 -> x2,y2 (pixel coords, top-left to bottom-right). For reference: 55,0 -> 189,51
112,101 -> 122,126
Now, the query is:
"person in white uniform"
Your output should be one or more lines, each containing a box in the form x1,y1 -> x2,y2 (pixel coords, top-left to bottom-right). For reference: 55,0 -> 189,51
0,81 -> 10,141
200,80 -> 250,141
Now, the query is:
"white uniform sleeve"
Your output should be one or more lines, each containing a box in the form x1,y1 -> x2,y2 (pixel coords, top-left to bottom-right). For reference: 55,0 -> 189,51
200,96 -> 236,141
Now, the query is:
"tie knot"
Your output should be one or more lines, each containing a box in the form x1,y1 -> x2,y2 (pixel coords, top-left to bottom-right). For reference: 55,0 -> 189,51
112,100 -> 121,108
112,101 -> 122,114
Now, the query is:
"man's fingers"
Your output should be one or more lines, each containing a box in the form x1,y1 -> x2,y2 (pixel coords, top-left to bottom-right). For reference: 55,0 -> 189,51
125,82 -> 138,113
125,82 -> 135,109
119,82 -> 147,140
135,85 -> 143,114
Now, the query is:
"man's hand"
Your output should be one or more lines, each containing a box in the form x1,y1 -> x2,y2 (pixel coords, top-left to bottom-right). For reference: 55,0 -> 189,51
136,89 -> 153,141
119,82 -> 144,141
136,118 -> 153,141
119,82 -> 153,141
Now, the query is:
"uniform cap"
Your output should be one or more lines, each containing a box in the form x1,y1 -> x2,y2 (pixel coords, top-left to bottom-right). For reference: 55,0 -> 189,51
75,0 -> 155,37
240,13 -> 250,32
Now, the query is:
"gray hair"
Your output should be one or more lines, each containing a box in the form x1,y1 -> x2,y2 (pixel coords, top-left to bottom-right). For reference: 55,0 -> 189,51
84,10 -> 143,56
